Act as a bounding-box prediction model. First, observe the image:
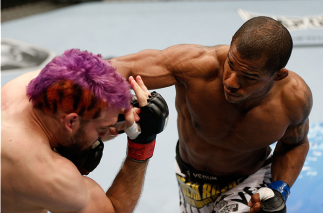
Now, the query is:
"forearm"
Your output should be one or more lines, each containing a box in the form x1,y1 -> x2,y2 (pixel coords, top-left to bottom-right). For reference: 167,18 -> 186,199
271,139 -> 309,187
110,55 -> 135,79
110,50 -> 158,79
106,157 -> 149,213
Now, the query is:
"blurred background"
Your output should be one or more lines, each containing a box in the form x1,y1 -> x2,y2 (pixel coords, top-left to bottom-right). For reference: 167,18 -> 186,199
2,0 -> 117,23
2,1 -> 323,212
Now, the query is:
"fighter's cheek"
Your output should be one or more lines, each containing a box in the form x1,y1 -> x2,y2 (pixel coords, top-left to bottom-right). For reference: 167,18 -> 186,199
238,89 -> 249,98
100,128 -> 118,141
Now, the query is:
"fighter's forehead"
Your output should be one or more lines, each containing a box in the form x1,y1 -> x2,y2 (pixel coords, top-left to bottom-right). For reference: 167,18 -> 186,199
228,44 -> 267,76
91,106 -> 120,126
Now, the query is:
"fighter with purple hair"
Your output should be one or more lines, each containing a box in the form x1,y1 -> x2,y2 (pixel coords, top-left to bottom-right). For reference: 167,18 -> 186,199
1,49 -> 169,213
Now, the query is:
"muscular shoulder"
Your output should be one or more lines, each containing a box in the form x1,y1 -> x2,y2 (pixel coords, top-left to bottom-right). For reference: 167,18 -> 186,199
162,44 -> 226,66
161,44 -> 227,79
2,134 -> 89,211
281,71 -> 313,125
2,70 -> 40,89
2,70 -> 40,108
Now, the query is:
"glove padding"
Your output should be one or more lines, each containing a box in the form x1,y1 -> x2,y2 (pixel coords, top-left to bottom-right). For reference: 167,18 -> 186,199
259,189 -> 286,213
56,138 -> 104,175
130,91 -> 169,143
124,91 -> 169,161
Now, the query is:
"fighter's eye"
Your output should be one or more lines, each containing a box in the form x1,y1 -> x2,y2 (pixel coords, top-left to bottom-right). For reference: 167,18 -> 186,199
228,60 -> 234,69
245,75 -> 256,81
98,127 -> 109,133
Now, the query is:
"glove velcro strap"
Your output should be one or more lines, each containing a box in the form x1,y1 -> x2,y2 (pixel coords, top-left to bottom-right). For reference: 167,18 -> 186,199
268,181 -> 290,202
127,139 -> 156,161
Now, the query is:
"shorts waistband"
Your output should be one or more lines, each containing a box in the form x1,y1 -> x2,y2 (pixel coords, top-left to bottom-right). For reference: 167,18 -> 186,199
175,141 -> 272,185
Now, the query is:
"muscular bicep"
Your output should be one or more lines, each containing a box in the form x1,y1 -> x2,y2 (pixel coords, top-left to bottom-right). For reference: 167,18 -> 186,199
274,119 -> 310,163
111,44 -> 215,90
278,76 -> 313,147
75,177 -> 115,213
47,175 -> 114,213
40,158 -> 114,213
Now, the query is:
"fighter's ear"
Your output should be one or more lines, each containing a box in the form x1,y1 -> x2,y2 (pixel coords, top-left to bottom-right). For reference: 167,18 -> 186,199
274,68 -> 288,81
64,113 -> 80,133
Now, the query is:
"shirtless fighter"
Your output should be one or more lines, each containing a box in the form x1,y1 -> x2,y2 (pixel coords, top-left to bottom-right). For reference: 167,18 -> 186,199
1,49 -> 169,213
111,16 -> 312,213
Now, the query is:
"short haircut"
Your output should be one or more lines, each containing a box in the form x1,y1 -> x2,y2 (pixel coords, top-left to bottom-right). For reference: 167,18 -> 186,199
231,16 -> 293,74
27,49 -> 131,119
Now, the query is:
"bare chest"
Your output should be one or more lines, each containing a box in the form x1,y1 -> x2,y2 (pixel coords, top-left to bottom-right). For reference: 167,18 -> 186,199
176,82 -> 289,150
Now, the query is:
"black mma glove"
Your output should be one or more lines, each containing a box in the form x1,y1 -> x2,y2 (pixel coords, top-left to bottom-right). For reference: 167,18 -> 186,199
117,91 -> 169,162
56,138 -> 104,175
258,180 -> 290,213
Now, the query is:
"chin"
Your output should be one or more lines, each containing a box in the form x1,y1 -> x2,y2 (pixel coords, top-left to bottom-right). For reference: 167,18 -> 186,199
227,99 -> 244,104
225,94 -> 245,104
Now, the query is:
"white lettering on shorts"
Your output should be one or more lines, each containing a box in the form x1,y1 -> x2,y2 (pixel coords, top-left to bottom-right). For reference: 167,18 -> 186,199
192,173 -> 218,181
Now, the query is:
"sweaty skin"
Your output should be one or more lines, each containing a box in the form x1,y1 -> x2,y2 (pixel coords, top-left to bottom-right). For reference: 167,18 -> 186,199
111,44 -> 311,191
1,71 -> 150,213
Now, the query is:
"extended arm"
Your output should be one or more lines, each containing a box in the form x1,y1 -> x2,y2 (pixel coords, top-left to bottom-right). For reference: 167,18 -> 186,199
110,44 -> 216,90
111,48 -> 178,89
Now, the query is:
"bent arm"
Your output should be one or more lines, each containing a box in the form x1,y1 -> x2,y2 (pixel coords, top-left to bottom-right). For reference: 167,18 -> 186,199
248,119 -> 311,212
79,157 -> 148,213
271,119 -> 310,187
271,79 -> 313,188
48,157 -> 148,213
49,77 -> 153,213
80,77 -> 153,213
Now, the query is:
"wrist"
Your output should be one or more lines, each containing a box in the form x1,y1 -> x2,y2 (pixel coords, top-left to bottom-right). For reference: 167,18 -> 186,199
268,180 -> 290,202
124,122 -> 141,139
127,138 -> 156,162
125,156 -> 150,164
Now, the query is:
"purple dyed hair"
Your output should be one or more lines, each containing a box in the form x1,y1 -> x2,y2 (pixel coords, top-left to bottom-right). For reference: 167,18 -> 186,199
27,49 -> 131,118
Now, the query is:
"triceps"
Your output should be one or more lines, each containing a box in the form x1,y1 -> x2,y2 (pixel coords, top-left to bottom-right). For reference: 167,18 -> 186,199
276,119 -> 310,154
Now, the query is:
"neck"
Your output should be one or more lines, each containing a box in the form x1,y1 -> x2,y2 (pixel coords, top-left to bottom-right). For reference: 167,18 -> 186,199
31,107 -> 64,149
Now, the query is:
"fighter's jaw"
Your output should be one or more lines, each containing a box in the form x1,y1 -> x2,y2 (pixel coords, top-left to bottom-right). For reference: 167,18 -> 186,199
223,86 -> 242,103
223,90 -> 252,105
225,95 -> 244,104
